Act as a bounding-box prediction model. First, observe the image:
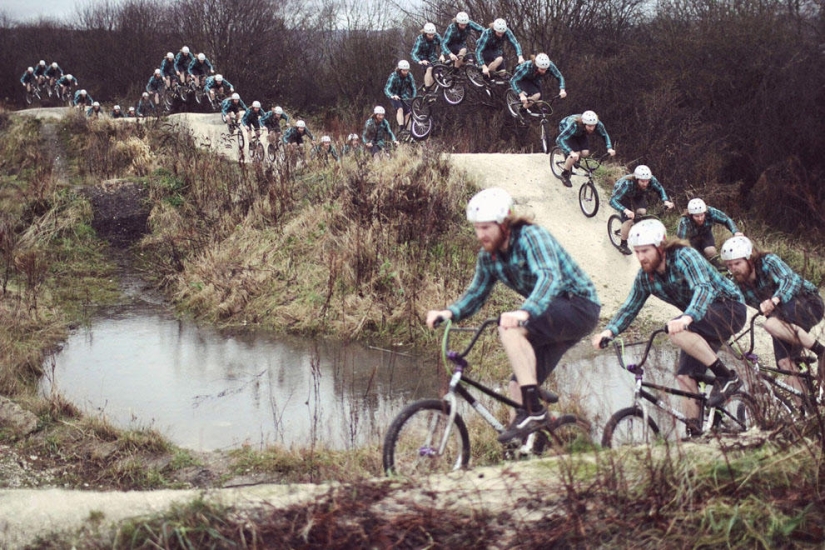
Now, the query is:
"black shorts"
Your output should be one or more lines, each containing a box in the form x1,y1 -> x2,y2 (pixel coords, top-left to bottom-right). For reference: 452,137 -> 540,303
390,98 -> 411,114
689,230 -> 716,252
771,292 -> 825,362
619,195 -> 649,221
481,49 -> 503,66
509,294 -> 601,385
563,134 -> 590,155
517,80 -> 541,97
676,298 -> 747,377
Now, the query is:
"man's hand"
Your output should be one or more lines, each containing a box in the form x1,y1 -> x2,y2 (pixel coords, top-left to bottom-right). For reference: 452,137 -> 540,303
591,329 -> 614,349
760,297 -> 779,316
500,310 -> 529,329
664,200 -> 675,210
391,95 -> 400,100
569,151 -> 580,162
608,148 -> 616,156
624,209 -> 635,219
450,53 -> 458,61
667,315 -> 693,335
517,55 -> 525,64
559,89 -> 567,99
426,310 -> 452,329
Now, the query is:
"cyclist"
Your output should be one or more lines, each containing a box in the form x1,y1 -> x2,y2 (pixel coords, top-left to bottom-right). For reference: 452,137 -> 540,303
677,198 -> 742,265
73,88 -> 94,109
609,165 -> 675,255
441,11 -> 484,68
221,93 -> 248,127
410,22 -> 443,92
721,235 -> 825,396
342,133 -> 364,156
146,69 -> 165,107
282,119 -> 315,150
509,53 -> 566,116
136,91 -> 155,117
20,67 -> 37,96
261,105 -> 289,147
160,52 -> 176,88
362,106 -> 397,156
311,135 -> 340,163
127,106 -> 136,117
426,187 -> 600,443
556,110 -> 615,187
384,60 -> 416,128
241,100 -> 264,147
111,104 -> 124,118
204,74 -> 233,102
86,101 -> 103,118
44,62 -> 63,87
174,46 -> 194,85
188,52 -> 215,88
56,74 -> 78,99
33,60 -> 47,88
475,18 -> 524,78
591,219 -> 746,435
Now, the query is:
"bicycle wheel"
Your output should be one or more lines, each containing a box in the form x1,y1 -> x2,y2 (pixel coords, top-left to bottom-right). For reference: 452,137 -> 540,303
601,407 -> 661,448
253,141 -> 265,163
432,65 -> 453,88
442,82 -> 465,105
163,89 -> 176,112
383,399 -> 471,477
540,121 -> 550,154
410,96 -> 431,122
504,89 -> 521,119
548,146 -> 566,180
267,142 -> 284,164
464,64 -> 486,88
546,415 -> 595,454
236,130 -> 245,150
712,392 -> 762,434
578,181 -> 600,218
24,90 -> 34,106
410,116 -> 433,140
607,215 -> 624,249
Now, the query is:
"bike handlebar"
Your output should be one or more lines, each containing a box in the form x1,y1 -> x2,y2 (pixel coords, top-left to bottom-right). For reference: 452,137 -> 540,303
606,326 -> 670,375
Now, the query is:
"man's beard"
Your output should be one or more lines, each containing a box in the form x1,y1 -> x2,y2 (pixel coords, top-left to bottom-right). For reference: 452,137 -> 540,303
639,254 -> 661,274
481,230 -> 507,253
730,264 -> 751,284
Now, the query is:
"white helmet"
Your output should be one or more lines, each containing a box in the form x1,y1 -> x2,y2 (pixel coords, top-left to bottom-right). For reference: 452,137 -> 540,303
493,18 -> 507,32
321,135 -> 331,143
296,120 -> 306,128
114,105 -> 121,110
466,187 -> 513,224
128,106 -> 135,111
535,53 -> 551,69
39,60 -> 46,66
92,101 -> 100,107
348,133 -> 359,141
374,105 -> 385,115
197,53 -> 206,61
628,219 -> 667,248
182,46 -> 190,54
154,68 -> 161,76
581,110 -> 599,125
167,52 -> 174,59
27,66 -> 33,72
215,74 -> 223,82
398,59 -> 410,70
721,236 -> 753,261
65,74 -> 73,81
142,91 -> 149,98
231,92 -> 240,100
687,198 -> 707,215
423,22 -> 437,34
252,100 -> 261,108
634,165 -> 652,180
51,62 -> 58,69
456,11 -> 470,25
274,106 -> 283,115
79,89 -> 87,95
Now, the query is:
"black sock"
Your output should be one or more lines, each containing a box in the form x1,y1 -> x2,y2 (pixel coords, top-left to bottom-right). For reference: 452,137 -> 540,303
707,359 -> 733,380
811,341 -> 825,356
520,385 -> 542,413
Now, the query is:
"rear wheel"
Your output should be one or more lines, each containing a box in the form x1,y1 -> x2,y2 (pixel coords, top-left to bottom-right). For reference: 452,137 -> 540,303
578,181 -> 600,218
236,129 -> 245,150
504,89 -> 521,119
410,96 -> 431,121
464,64 -> 486,88
442,82 -> 465,105
547,415 -> 595,454
267,142 -> 284,164
432,65 -> 454,88
608,215 -> 624,249
410,116 -> 433,140
713,392 -> 762,434
383,399 -> 471,477
549,146 -> 566,180
601,407 -> 661,448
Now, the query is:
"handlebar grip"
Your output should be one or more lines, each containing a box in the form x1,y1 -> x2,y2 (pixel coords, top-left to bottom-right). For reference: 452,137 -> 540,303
599,337 -> 612,349
433,316 -> 445,328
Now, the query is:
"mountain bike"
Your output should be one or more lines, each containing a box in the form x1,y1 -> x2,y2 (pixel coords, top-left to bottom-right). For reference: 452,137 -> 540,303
599,328 -> 762,448
729,313 -> 822,426
247,128 -> 265,163
383,318 -> 593,476
431,55 -> 475,106
548,149 -> 608,218
607,205 -> 673,254
406,96 -> 434,141
504,95 -> 559,153
265,130 -> 286,164
24,85 -> 41,106
221,118 -> 245,157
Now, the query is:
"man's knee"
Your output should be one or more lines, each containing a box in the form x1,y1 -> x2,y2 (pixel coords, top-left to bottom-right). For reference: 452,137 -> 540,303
675,374 -> 697,391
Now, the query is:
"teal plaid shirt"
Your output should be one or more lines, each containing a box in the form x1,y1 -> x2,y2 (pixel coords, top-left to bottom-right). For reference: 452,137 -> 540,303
447,224 -> 600,320
606,245 -> 744,335
736,254 -> 819,308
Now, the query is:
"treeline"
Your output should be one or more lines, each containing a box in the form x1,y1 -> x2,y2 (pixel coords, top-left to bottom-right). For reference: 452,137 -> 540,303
0,0 -> 823,235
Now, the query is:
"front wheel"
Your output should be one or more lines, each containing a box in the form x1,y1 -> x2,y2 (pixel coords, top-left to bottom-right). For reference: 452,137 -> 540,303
601,407 -> 661,448
540,121 -> 550,154
464,64 -> 486,88
410,96 -> 431,122
578,181 -> 600,218
442,82 -> 465,105
607,214 -> 624,249
410,116 -> 433,140
548,146 -> 566,180
267,142 -> 284,164
383,399 -> 471,477
432,65 -> 454,89
504,89 -> 521,119
547,415 -> 595,454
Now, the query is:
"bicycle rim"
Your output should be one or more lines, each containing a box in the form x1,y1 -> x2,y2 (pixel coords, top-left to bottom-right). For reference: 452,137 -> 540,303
411,97 -> 431,121
607,215 -> 624,249
383,399 -> 470,477
546,415 -> 595,454
578,182 -> 600,217
410,117 -> 433,140
443,83 -> 465,105
548,146 -> 565,179
504,90 -> 521,119
714,392 -> 762,434
540,123 -> 549,154
602,407 -> 660,448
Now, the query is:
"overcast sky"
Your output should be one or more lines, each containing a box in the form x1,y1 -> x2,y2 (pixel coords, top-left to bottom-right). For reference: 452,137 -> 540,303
2,0 -> 106,23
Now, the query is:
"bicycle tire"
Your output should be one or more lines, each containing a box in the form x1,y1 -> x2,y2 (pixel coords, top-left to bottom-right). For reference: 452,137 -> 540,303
578,181 -> 600,218
464,64 -> 486,88
442,82 -> 465,105
548,146 -> 565,180
540,121 -> 550,154
601,407 -> 661,448
608,215 -> 624,249
383,399 -> 471,477
267,142 -> 284,164
546,415 -> 595,454
712,392 -> 763,434
504,89 -> 521,119
253,141 -> 265,163
237,130 -> 245,151
410,116 -> 433,140
432,65 -> 453,88
410,96 -> 431,122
